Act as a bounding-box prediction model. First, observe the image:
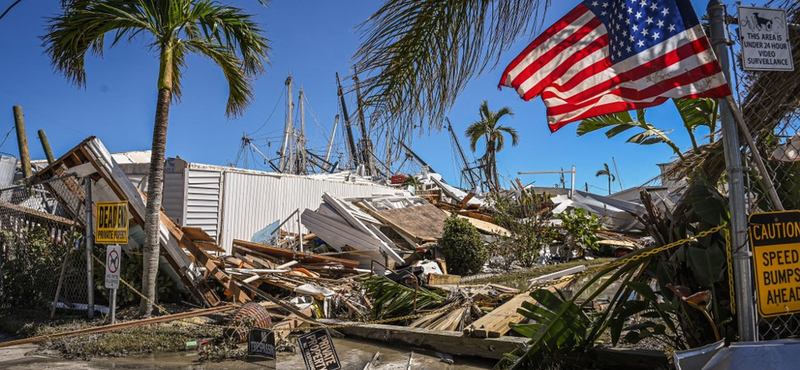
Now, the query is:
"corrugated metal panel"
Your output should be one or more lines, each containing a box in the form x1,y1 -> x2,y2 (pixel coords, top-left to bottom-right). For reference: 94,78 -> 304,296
162,172 -> 185,223
219,172 -> 400,253
0,156 -> 17,188
185,168 -> 221,240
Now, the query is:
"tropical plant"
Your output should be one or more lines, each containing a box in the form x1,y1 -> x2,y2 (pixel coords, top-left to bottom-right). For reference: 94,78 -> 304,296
466,101 -> 519,191
43,0 -> 270,316
439,213 -> 486,275
595,163 -> 616,196
353,0 -> 550,134
490,190 -> 555,268
402,174 -> 422,193
363,275 -> 445,319
558,208 -> 600,258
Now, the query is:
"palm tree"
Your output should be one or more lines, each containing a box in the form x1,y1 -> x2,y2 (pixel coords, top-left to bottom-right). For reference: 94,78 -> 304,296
43,0 -> 270,316
402,174 -> 422,193
465,101 -> 518,191
353,1 -> 549,134
595,163 -> 616,196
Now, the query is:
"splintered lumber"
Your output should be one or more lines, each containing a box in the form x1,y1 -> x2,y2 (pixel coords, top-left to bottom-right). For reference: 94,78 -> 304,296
427,273 -> 461,286
0,304 -> 238,349
465,279 -> 572,338
35,137 -> 220,306
319,319 -> 527,360
181,226 -> 225,252
232,239 -> 360,268
161,212 -> 249,304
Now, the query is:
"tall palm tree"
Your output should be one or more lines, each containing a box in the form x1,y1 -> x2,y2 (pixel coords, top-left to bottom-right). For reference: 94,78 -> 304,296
353,1 -> 549,135
465,101 -> 518,191
595,163 -> 616,196
43,0 -> 270,316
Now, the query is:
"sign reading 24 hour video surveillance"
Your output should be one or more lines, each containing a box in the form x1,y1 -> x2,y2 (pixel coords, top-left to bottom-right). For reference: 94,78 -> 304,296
738,6 -> 794,71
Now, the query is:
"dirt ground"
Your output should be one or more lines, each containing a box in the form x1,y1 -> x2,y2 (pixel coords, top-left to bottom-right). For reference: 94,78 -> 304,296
0,337 -> 496,370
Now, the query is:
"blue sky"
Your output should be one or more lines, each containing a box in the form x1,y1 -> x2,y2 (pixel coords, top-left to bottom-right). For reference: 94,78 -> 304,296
0,0 -> 755,194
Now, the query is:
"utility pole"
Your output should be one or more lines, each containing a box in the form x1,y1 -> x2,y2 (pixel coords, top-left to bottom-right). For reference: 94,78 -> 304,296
336,73 -> 359,171
446,118 -> 479,189
325,114 -> 339,164
298,89 -> 307,174
12,106 -> 31,178
708,0 -> 757,341
353,70 -> 375,176
518,166 -> 576,199
38,129 -> 55,164
84,178 -> 94,319
278,76 -> 293,172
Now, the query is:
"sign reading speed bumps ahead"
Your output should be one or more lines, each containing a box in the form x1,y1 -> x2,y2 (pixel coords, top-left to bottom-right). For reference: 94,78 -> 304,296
749,211 -> 800,317
96,201 -> 129,244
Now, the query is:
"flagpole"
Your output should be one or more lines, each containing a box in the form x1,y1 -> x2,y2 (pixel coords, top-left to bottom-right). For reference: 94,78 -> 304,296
707,0 -> 758,342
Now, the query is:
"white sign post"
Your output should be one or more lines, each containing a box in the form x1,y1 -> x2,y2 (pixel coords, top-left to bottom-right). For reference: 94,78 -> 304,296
738,6 -> 794,71
105,245 -> 122,324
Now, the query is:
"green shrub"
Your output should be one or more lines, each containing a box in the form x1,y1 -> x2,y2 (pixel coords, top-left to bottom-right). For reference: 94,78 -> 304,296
439,213 -> 486,275
491,191 -> 556,268
559,208 -> 601,256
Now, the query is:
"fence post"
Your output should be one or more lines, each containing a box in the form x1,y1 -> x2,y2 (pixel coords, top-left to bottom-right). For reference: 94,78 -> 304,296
85,177 -> 95,320
707,0 -> 758,341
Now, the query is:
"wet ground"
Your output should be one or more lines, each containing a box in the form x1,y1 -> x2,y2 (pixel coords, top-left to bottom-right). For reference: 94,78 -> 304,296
0,337 -> 495,370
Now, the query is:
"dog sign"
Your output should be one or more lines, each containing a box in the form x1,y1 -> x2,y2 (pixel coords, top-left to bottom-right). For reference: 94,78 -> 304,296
738,6 -> 794,71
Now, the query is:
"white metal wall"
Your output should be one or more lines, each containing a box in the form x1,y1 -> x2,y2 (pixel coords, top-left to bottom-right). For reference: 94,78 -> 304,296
219,171 -> 399,253
184,169 -> 222,240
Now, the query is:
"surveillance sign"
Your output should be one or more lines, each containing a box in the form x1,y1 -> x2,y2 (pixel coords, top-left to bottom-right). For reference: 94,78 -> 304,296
738,6 -> 794,71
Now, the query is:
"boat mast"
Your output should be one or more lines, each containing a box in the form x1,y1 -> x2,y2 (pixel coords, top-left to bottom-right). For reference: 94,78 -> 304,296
336,72 -> 360,172
278,75 -> 293,172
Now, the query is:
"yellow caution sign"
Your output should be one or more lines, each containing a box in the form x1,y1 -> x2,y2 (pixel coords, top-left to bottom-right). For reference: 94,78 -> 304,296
749,211 -> 800,317
96,201 -> 129,245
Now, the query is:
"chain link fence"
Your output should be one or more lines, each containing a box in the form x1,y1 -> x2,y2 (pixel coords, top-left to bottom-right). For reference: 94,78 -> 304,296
730,0 -> 800,340
0,177 -> 93,317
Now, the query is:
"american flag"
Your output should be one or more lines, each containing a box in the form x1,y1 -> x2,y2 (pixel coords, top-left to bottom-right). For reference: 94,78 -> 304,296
500,0 -> 731,132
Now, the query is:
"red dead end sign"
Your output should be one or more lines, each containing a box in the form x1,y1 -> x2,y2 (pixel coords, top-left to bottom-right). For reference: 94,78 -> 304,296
749,211 -> 800,317
96,201 -> 129,245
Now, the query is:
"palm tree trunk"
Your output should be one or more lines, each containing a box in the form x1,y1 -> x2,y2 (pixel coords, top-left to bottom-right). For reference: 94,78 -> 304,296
139,87 -> 171,317
140,45 -> 173,317
608,176 -> 612,196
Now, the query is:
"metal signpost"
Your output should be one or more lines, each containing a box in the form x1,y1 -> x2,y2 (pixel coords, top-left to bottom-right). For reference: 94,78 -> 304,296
97,201 -> 128,324
748,211 -> 800,317
104,244 -> 121,324
739,6 -> 794,72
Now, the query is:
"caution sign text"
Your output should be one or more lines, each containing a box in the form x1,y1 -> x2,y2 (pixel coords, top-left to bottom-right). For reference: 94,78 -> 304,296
96,201 -> 129,245
749,211 -> 800,317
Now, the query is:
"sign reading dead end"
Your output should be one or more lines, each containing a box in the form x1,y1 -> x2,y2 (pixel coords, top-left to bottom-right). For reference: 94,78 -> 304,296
749,211 -> 800,317
297,329 -> 340,370
96,201 -> 129,244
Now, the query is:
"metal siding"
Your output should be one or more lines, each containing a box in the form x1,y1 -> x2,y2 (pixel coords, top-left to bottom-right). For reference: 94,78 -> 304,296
219,172 -> 399,253
185,168 -> 222,240
162,172 -> 185,223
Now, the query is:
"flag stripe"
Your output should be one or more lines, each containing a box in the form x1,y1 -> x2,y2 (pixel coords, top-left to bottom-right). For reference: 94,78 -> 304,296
544,35 -> 714,102
499,0 -> 731,132
501,5 -> 593,85
545,25 -> 708,99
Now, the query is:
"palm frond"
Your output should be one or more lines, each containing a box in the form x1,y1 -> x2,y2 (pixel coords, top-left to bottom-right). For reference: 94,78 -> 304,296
353,0 -> 550,134
576,111 -> 635,136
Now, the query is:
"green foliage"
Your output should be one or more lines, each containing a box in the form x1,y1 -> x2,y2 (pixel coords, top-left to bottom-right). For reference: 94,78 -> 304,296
93,250 -> 176,306
490,191 -> 556,268
362,275 -> 445,319
558,208 -> 600,255
439,213 -> 486,275
1,227 -> 81,307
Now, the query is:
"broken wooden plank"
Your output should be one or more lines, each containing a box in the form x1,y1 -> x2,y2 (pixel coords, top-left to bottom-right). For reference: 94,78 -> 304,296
319,319 -> 527,360
427,273 -> 461,286
465,279 -> 571,338
233,239 -> 360,268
